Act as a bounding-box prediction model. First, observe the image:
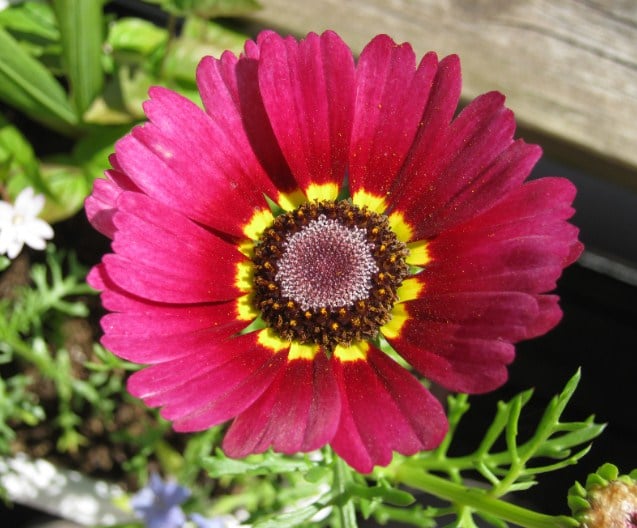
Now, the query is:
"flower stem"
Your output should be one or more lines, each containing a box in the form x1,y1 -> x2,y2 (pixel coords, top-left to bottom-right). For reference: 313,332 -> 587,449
333,456 -> 358,528
395,464 -> 578,528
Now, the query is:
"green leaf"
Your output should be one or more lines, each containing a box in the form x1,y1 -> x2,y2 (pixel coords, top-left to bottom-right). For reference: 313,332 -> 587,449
52,0 -> 105,117
38,162 -> 91,223
0,1 -> 60,42
144,0 -> 261,18
0,27 -> 77,133
202,449 -> 316,478
253,503 -> 323,528
162,18 -> 248,85
0,115 -> 44,192
107,17 -> 168,61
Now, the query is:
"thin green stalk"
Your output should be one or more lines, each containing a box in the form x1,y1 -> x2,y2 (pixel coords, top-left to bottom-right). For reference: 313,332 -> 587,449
395,465 -> 578,528
333,456 -> 358,528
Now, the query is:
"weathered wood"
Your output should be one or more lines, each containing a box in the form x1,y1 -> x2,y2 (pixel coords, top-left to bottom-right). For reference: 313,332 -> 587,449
248,0 -> 637,187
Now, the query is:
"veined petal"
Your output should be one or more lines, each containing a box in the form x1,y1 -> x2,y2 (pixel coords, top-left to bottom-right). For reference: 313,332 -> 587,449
223,351 -> 340,456
330,346 -> 447,473
349,36 -> 438,202
389,336 -> 513,393
127,332 -> 287,431
84,159 -> 140,239
258,31 -> 355,196
390,91 -> 519,240
100,300 -> 245,364
384,291 -> 543,392
115,87 -> 269,238
197,50 -> 297,196
103,192 -> 244,304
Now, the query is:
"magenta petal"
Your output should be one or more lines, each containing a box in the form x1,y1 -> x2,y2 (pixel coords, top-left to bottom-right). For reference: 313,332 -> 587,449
258,31 -> 355,193
392,92 -> 518,238
389,334 -> 513,393
84,163 -> 140,239
104,192 -> 243,303
385,54 -> 461,207
115,87 -> 268,238
100,300 -> 244,364
127,334 -> 287,431
330,348 -> 448,473
197,51 -> 296,195
404,291 -> 541,342
223,352 -> 340,456
349,36 -> 438,198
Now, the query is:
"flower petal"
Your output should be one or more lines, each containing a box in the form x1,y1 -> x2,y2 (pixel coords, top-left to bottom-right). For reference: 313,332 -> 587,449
330,346 -> 447,473
390,91 -> 521,239
100,301 -> 245,364
385,291 -> 542,392
127,332 -> 287,431
115,87 -> 269,238
102,192 -> 244,304
349,36 -> 438,203
223,351 -> 340,456
258,31 -> 355,196
84,158 -> 140,239
196,48 -> 296,197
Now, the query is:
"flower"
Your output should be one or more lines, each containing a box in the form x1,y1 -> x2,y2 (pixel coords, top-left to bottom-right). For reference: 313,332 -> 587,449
130,472 -> 190,528
569,464 -> 637,527
0,187 -> 54,259
86,31 -> 582,473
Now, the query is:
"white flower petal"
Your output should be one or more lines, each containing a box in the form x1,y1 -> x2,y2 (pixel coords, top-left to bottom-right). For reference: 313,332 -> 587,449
15,187 -> 45,217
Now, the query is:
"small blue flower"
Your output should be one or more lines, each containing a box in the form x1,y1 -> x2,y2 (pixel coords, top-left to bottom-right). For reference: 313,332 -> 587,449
131,472 -> 191,528
190,512 -> 225,528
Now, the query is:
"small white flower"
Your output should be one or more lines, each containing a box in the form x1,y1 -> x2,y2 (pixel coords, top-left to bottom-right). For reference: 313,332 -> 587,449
0,187 -> 54,259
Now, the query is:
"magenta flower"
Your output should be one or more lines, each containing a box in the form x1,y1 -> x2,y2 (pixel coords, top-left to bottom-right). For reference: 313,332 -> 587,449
86,31 -> 582,473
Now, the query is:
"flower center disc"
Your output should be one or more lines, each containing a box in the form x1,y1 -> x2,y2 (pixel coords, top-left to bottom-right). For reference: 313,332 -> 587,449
251,200 -> 409,351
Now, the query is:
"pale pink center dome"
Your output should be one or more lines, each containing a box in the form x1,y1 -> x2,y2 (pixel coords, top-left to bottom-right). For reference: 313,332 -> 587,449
275,215 -> 378,310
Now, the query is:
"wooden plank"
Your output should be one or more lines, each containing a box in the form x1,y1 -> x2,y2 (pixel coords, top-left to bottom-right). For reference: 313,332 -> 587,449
247,0 -> 637,187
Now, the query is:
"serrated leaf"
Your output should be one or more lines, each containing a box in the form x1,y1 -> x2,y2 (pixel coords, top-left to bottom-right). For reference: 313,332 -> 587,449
202,449 -> 315,478
0,27 -> 77,133
253,503 -> 323,528
52,0 -> 105,116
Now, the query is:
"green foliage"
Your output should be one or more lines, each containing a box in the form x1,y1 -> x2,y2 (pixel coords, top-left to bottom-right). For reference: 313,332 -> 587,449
0,0 -> 252,223
143,0 -> 261,18
196,372 -> 603,528
52,0 -> 105,116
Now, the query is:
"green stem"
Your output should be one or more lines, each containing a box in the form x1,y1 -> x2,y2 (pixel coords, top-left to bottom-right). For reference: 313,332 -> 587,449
333,456 -> 358,528
395,465 -> 577,528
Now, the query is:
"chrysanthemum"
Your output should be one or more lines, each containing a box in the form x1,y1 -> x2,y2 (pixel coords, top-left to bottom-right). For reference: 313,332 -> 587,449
86,31 -> 582,473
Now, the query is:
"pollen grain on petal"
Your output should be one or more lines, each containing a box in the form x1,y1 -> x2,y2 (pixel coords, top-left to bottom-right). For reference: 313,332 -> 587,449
333,341 -> 369,362
305,182 -> 339,202
380,303 -> 410,340
388,210 -> 414,242
257,327 -> 291,353
406,240 -> 432,266
351,189 -> 388,214
243,208 -> 275,241
289,341 -> 320,360
396,277 -> 425,303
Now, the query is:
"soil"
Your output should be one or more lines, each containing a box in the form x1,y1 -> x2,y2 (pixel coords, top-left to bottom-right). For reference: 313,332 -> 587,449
1,212 -> 185,491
